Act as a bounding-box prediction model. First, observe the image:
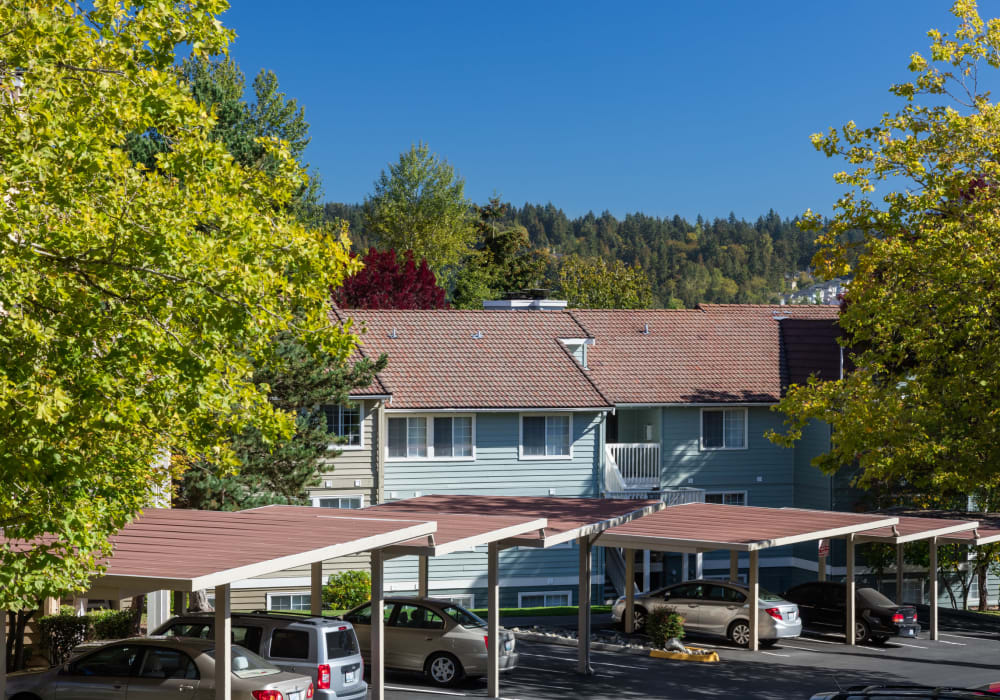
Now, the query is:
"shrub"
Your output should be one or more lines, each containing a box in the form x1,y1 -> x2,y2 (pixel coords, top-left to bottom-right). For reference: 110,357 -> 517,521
322,570 -> 371,611
646,607 -> 685,648
90,609 -> 136,640
38,608 -> 139,665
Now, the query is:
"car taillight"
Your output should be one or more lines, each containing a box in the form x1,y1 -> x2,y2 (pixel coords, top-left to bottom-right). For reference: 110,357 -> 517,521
484,635 -> 489,649
306,682 -> 314,699
317,663 -> 331,690
251,692 -> 284,700
765,608 -> 783,621
892,613 -> 905,623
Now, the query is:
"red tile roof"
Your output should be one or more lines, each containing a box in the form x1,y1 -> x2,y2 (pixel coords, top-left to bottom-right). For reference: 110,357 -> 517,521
337,309 -> 611,410
572,305 -> 840,404
333,304 -> 840,408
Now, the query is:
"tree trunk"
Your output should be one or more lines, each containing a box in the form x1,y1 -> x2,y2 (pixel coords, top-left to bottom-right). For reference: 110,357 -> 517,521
978,563 -> 990,611
6,609 -> 35,672
129,595 -> 145,635
187,589 -> 214,613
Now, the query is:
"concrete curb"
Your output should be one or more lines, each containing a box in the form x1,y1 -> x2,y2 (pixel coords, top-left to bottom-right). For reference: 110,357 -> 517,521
513,631 -> 667,657
650,647 -> 720,663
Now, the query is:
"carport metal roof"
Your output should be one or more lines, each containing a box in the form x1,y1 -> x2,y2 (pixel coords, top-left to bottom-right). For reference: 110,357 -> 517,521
245,503 -> 548,557
4,507 -> 438,595
936,527 -> 1000,545
853,515 -> 979,544
365,494 -> 664,547
594,502 -> 900,552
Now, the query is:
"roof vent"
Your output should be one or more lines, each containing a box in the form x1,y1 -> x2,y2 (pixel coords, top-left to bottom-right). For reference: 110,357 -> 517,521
471,330 -> 484,339
641,323 -> 650,334
388,328 -> 398,339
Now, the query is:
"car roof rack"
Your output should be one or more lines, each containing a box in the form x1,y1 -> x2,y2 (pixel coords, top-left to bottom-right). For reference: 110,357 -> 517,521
246,610 -> 323,625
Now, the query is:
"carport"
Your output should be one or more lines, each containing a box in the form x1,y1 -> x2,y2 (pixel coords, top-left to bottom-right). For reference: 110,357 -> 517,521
358,494 -> 664,691
246,503 -> 552,700
853,516 -> 979,641
0,508 -> 436,700
594,503 -> 899,651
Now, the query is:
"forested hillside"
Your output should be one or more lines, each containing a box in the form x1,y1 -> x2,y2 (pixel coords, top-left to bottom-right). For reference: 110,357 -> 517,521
324,202 -> 821,308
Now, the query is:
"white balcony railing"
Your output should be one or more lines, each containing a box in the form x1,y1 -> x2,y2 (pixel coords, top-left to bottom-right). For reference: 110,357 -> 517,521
605,442 -> 660,490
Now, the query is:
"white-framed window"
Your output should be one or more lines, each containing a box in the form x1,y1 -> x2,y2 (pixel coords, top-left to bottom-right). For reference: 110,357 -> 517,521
432,594 -> 475,609
517,590 -> 572,608
386,415 -> 475,461
311,494 -> 364,509
700,408 -> 747,450
519,414 -> 572,459
705,491 -> 747,506
267,592 -> 311,611
324,403 -> 362,448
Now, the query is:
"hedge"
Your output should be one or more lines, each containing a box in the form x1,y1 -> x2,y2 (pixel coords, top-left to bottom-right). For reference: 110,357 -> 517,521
38,608 -> 138,665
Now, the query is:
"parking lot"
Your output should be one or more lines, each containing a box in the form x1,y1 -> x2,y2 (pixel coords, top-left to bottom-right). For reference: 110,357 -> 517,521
381,615 -> 1000,700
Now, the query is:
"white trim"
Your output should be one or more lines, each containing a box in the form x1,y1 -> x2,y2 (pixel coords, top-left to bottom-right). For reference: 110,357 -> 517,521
233,573 -> 604,591
324,401 -> 365,449
385,413 -> 477,462
518,413 -> 573,460
517,590 -> 573,608
265,591 -> 312,611
380,517 -> 548,559
856,520 -> 980,545
616,402 -> 775,408
311,494 -> 365,509
384,407 -> 610,414
704,490 -> 748,507
699,407 -> 748,451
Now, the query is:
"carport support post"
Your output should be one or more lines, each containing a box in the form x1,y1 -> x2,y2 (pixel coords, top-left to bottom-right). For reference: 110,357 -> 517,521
818,553 -> 826,582
418,554 -> 429,598
695,552 -> 703,579
1,607 -> 7,700
749,549 -> 759,651
896,543 -> 905,603
729,550 -> 738,582
929,536 -> 938,641
214,583 -> 231,700
487,542 -> 500,698
311,562 -> 324,617
624,548 -> 636,634
577,535 -> 593,675
642,550 -> 651,591
371,549 -> 385,700
846,533 -> 856,646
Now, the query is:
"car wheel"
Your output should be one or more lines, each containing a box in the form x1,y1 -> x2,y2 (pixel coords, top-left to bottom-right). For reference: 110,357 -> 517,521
854,620 -> 871,644
632,607 -> 648,632
426,652 -> 464,687
728,619 -> 752,647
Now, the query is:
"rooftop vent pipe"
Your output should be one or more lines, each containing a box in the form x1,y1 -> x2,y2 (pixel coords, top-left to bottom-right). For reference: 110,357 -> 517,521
471,330 -> 484,339
641,323 -> 650,334
388,328 -> 398,339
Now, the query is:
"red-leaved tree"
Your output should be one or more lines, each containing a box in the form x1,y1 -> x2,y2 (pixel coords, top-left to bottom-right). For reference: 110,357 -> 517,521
333,248 -> 448,309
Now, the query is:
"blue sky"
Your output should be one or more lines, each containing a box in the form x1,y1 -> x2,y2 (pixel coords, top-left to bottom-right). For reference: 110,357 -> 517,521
221,1 -> 966,221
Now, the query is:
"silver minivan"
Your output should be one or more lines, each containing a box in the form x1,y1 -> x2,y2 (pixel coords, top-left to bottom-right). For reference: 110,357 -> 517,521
153,611 -> 366,699
612,579 -> 802,647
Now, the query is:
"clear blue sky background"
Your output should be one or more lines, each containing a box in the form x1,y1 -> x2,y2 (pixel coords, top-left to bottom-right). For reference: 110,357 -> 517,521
221,0 -> 966,222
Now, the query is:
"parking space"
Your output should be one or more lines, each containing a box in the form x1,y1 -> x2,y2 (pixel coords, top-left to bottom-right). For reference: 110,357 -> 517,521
382,630 -> 1000,700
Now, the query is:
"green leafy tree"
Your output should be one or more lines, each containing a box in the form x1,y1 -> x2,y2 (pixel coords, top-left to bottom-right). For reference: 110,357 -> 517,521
363,143 -> 475,275
0,0 -> 359,612
557,255 -> 654,309
769,2 -> 1000,496
322,570 -> 372,611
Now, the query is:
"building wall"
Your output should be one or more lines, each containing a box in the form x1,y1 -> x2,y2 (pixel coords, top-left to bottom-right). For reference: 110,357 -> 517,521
792,419 -> 833,511
307,399 -> 379,508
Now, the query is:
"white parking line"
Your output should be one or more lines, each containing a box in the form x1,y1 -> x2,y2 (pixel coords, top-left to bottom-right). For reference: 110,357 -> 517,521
518,666 -> 575,674
760,651 -> 791,657
892,642 -> 928,649
936,639 -> 966,646
942,632 -> 987,641
386,687 -> 467,696
778,644 -> 826,652
798,636 -> 841,645
518,652 -> 649,671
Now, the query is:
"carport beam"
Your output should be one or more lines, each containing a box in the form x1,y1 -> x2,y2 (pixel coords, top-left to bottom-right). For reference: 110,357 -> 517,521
929,537 -> 938,641
895,544 -> 904,604
311,562 -> 323,617
577,535 -> 593,675
487,542 -> 500,698
729,550 -> 738,582
371,549 -> 385,700
846,533 -> 856,646
214,583 -> 231,700
749,549 -> 759,651
418,554 -> 429,598
625,548 -> 636,634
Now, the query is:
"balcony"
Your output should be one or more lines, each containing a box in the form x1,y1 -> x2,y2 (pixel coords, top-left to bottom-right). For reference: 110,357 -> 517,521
602,442 -> 704,504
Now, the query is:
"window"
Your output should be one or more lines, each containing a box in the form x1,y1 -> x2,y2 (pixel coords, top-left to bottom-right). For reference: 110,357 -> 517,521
520,415 -> 571,458
701,408 -> 746,450
138,647 -> 199,680
324,404 -> 362,447
517,591 -> 571,608
270,629 -> 310,660
312,495 -> 363,509
267,593 -> 310,611
344,603 -> 395,626
387,415 -> 475,460
705,491 -> 747,506
433,417 -> 473,457
326,629 -> 360,659
69,644 -> 141,677
391,604 -> 445,630
433,593 -> 475,609
233,626 -> 263,655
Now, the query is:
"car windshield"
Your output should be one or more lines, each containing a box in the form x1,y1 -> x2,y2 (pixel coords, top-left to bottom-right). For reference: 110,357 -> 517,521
858,588 -> 897,607
206,645 -> 281,679
441,604 -> 487,629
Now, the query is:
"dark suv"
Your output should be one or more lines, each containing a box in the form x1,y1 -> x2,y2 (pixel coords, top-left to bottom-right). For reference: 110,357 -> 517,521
783,582 -> 920,644
153,611 -> 366,699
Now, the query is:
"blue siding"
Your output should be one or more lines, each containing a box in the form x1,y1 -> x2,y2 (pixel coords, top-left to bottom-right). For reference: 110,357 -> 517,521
383,411 -> 605,603
793,419 -> 833,510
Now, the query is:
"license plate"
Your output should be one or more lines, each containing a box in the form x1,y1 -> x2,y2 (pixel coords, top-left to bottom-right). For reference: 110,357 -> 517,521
504,640 -> 513,652
287,692 -> 303,700
345,669 -> 358,684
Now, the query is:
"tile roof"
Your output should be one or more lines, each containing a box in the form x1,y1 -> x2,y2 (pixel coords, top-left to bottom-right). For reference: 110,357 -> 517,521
571,304 -> 840,404
333,304 -> 840,409
336,309 -> 612,410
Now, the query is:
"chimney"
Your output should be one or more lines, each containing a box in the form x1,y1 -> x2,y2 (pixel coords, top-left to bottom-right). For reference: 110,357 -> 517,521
482,289 -> 567,311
